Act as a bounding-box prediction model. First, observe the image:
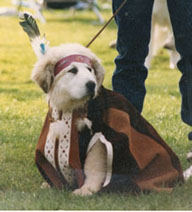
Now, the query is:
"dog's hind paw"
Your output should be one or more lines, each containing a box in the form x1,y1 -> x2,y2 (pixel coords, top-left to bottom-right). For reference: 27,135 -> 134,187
187,151 -> 192,162
40,182 -> 51,189
183,165 -> 192,180
73,186 -> 93,196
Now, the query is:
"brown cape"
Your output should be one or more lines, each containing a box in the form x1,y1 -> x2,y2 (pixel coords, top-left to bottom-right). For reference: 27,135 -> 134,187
35,86 -> 184,192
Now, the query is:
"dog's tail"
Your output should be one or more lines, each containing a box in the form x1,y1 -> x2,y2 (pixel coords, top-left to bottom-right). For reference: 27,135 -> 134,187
19,13 -> 49,58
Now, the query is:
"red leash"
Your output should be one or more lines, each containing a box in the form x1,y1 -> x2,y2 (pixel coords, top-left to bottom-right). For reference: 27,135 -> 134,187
86,0 -> 127,48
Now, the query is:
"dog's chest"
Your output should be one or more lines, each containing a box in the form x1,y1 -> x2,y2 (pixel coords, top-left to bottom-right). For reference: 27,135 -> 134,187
44,107 -> 75,185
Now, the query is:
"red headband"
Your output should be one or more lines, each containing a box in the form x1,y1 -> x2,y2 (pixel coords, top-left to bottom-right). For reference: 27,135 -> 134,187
54,54 -> 93,76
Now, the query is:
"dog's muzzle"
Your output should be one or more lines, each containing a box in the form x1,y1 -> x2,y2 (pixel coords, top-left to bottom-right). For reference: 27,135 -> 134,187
86,81 -> 96,98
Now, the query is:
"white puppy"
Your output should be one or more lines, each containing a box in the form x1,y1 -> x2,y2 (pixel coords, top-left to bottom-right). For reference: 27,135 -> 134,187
20,13 -> 108,195
20,13 -> 192,197
32,43 -> 108,195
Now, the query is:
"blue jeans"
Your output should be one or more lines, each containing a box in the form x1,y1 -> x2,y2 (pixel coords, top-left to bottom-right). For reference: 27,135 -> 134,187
112,0 -> 192,126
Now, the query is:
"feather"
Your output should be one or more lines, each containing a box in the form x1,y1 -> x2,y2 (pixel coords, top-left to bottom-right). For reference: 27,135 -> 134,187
19,13 -> 40,39
19,13 -> 49,58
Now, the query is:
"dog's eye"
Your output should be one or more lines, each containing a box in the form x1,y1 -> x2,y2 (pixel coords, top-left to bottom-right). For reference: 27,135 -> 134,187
87,67 -> 92,72
68,67 -> 78,74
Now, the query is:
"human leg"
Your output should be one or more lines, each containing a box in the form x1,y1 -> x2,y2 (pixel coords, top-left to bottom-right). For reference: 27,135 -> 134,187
112,0 -> 154,113
167,0 -> 192,126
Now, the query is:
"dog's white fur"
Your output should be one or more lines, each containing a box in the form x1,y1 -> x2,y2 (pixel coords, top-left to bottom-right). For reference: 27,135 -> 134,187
76,117 -> 93,132
32,44 -> 105,111
73,140 -> 107,196
32,43 -> 107,195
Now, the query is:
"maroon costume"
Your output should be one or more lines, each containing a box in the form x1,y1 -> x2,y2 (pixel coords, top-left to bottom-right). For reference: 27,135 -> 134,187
36,86 -> 184,192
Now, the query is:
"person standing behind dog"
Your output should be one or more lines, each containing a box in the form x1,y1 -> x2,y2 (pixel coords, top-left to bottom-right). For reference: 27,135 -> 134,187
112,0 -> 192,127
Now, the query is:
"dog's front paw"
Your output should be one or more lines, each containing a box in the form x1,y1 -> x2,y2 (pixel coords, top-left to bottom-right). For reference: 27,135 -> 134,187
73,186 -> 94,196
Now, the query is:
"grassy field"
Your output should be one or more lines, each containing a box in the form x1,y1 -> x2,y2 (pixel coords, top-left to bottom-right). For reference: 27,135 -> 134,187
0,0 -> 192,210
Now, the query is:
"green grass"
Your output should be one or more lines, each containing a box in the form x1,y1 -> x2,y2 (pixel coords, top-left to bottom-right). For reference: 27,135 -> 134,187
0,0 -> 192,210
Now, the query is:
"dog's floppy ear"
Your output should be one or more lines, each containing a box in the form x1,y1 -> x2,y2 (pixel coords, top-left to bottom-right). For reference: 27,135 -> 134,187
32,62 -> 54,93
91,58 -> 105,88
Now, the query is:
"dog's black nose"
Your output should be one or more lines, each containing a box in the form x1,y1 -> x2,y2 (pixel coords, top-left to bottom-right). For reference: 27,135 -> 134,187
86,81 -> 96,96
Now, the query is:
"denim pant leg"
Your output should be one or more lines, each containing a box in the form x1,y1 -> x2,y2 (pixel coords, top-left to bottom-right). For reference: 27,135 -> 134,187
167,0 -> 192,126
112,0 -> 154,113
